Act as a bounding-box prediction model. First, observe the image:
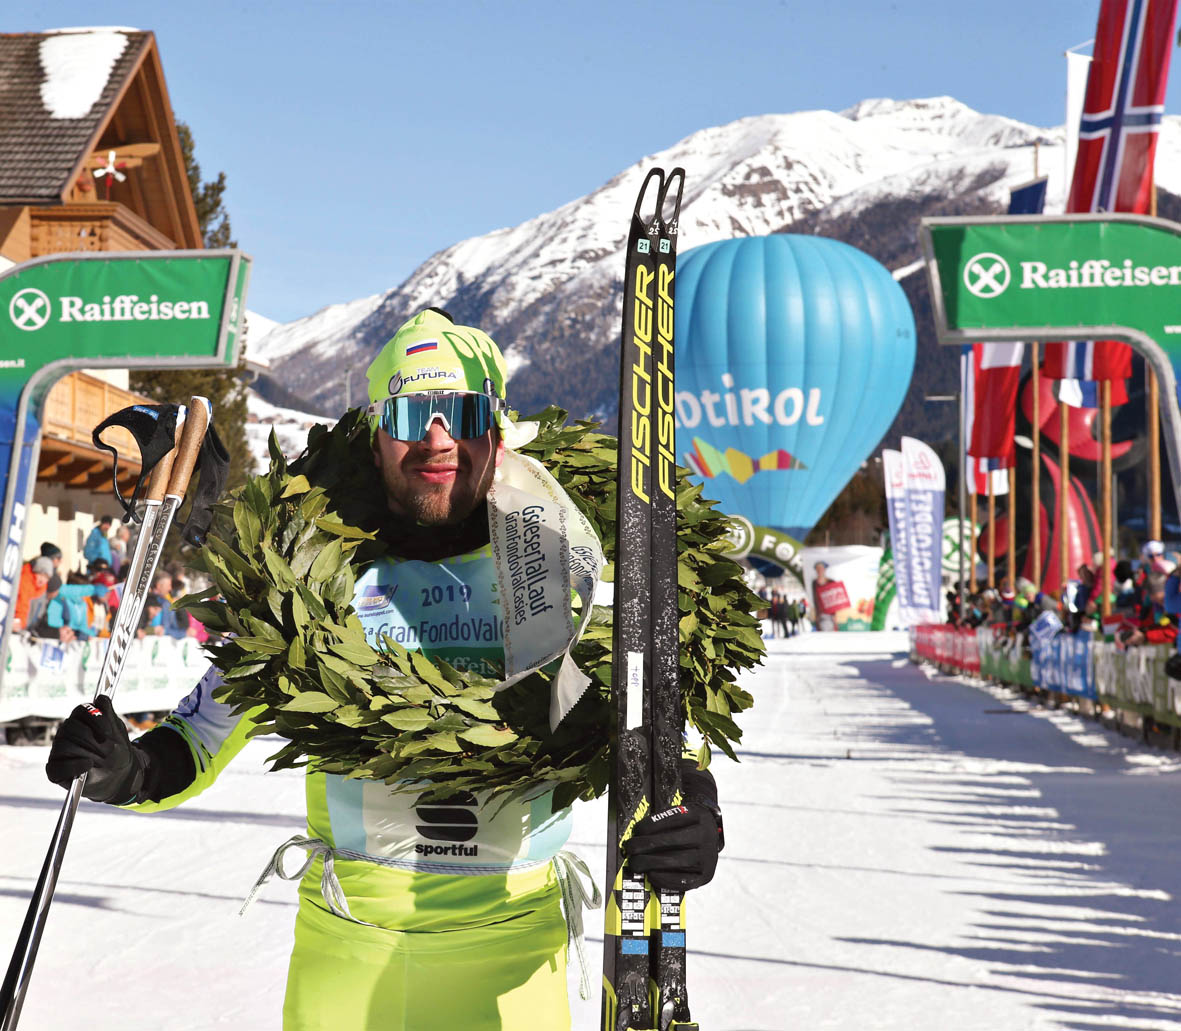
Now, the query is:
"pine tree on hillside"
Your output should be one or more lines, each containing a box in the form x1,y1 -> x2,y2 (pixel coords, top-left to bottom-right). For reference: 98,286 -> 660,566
130,120 -> 253,570
176,121 -> 235,249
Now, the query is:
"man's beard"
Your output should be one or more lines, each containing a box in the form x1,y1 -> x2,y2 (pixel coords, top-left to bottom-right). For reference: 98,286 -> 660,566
388,455 -> 497,526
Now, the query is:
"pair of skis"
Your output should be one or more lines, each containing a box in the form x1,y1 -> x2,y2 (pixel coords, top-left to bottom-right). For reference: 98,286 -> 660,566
602,167 -> 695,1031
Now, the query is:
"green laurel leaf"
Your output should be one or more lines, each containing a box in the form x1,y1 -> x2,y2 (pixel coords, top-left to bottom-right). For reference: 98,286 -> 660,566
185,406 -> 762,804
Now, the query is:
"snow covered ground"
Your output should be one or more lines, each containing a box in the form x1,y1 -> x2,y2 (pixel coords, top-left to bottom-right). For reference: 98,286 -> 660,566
4,632 -> 1181,1029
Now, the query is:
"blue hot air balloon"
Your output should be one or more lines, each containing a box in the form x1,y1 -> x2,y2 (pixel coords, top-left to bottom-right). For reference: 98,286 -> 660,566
675,235 -> 915,542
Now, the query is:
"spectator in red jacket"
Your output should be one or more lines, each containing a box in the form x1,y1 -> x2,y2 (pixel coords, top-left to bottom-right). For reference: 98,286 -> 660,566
13,556 -> 53,631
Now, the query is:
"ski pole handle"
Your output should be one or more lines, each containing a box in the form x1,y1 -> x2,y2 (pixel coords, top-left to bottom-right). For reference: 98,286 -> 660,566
141,413 -> 182,503
166,396 -> 210,501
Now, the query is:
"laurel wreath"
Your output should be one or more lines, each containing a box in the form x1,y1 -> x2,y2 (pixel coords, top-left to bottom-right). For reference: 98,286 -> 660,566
179,407 -> 762,809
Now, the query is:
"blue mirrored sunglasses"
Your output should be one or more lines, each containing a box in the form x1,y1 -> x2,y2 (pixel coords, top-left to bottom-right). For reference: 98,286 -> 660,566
368,391 -> 501,441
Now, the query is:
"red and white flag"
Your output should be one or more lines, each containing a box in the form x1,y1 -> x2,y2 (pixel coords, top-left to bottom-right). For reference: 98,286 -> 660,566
1044,0 -> 1179,406
961,345 -> 1013,497
969,343 -> 1022,463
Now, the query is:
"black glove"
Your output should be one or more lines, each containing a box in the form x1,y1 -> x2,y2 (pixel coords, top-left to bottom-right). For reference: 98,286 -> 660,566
622,764 -> 724,892
46,695 -> 146,804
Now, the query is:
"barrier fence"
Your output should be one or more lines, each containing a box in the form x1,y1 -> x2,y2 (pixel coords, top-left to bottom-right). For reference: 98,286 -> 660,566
911,623 -> 1180,726
0,635 -> 209,723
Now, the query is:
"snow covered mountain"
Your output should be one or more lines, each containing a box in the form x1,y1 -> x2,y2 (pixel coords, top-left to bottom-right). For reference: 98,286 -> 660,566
243,389 -> 329,471
249,96 -> 1181,437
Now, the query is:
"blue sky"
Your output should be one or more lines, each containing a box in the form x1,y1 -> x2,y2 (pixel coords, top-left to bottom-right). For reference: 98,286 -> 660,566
13,2 -> 1175,324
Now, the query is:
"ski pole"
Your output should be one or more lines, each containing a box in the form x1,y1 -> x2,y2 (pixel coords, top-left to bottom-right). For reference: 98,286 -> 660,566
0,396 -> 212,1031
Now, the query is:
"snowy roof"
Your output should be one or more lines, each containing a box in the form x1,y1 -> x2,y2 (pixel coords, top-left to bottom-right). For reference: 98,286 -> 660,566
0,28 -> 151,203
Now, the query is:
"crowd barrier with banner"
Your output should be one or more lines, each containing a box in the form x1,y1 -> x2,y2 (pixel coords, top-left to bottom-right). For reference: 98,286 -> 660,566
911,624 -> 979,674
911,624 -> 1181,725
0,635 -> 209,723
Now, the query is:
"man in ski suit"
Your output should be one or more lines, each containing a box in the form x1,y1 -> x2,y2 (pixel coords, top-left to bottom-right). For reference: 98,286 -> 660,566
47,308 -> 724,1031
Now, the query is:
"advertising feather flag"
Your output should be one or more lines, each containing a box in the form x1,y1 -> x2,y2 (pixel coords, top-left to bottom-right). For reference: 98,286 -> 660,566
882,449 -> 916,625
901,437 -> 946,625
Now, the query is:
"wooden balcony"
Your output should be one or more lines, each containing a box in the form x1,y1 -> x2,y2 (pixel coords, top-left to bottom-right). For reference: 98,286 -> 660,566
39,372 -> 150,493
29,202 -> 175,255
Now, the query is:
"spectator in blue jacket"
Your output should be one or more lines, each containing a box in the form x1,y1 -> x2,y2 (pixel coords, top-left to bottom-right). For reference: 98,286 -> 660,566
83,515 -> 114,569
31,575 -> 108,643
151,571 -> 189,640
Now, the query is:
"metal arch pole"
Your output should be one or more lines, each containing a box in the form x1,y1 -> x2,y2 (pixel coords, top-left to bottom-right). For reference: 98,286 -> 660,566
958,352 -> 967,622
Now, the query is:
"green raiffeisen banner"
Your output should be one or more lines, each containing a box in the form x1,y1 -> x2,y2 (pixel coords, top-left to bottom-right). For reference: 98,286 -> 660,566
0,250 -> 250,693
921,214 -> 1181,518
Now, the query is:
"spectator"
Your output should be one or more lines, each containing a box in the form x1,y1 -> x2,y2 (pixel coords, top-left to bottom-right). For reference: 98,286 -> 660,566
110,562 -> 130,611
30,574 -> 66,641
13,555 -> 53,632
138,593 -> 166,639
1074,563 -> 1096,616
83,515 -> 114,569
109,524 -> 132,575
786,598 -> 800,637
812,562 -> 835,631
963,592 -> 987,628
769,591 -> 785,638
1124,572 -> 1177,646
30,575 -> 108,643
946,583 -> 963,626
999,578 -> 1016,610
82,562 -> 115,636
88,559 -> 119,617
150,572 -> 188,640
1113,561 -> 1137,611
1142,539 -> 1168,572
39,542 -> 63,575
89,558 -> 115,585
1012,578 -> 1035,615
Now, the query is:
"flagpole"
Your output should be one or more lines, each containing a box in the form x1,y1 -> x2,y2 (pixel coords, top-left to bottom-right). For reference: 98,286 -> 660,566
969,489 -> 978,594
1008,466 -> 1017,592
1032,342 -> 1042,584
1101,379 -> 1112,619
1060,400 -> 1071,592
1150,365 -> 1162,540
987,475 -> 996,589
1150,186 -> 1163,542
957,359 -> 967,623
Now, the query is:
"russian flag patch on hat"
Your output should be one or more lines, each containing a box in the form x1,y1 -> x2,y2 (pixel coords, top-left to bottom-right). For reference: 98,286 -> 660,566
405,340 -> 438,355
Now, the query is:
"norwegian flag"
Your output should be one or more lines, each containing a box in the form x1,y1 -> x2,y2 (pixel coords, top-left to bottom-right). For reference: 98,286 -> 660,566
966,456 -> 1010,497
961,345 -> 1011,497
1045,0 -> 1179,407
1071,0 -> 1177,214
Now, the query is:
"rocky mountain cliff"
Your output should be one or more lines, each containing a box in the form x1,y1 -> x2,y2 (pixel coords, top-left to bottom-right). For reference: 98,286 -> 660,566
250,96 -> 1181,447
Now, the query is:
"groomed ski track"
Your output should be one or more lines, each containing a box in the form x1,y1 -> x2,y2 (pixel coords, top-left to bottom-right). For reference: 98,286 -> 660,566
3,631 -> 1181,1029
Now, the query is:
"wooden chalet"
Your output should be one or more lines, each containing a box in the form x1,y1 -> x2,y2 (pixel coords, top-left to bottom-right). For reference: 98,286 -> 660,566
0,27 -> 204,571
